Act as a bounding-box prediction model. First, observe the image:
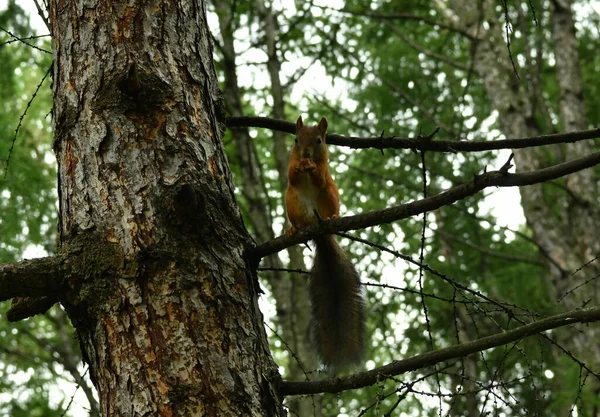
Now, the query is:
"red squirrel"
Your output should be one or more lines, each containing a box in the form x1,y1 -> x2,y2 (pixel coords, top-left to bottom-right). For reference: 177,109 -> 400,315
285,115 -> 364,368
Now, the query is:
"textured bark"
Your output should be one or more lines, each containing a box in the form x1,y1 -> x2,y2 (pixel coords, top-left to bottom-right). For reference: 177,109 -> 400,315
547,0 -> 600,376
49,0 -> 283,416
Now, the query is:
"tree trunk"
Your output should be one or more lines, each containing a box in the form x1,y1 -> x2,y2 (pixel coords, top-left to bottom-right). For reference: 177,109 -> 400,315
49,0 -> 283,415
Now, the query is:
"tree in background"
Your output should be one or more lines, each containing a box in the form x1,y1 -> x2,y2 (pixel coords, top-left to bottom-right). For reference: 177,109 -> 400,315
1,0 -> 599,416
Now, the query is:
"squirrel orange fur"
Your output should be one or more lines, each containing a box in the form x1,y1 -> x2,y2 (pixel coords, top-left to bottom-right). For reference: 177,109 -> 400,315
285,115 -> 365,369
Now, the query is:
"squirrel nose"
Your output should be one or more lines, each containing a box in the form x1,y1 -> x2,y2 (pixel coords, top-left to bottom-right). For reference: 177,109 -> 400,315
302,150 -> 312,159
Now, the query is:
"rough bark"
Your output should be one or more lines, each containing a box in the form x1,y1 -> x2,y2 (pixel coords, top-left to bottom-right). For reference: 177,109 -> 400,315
48,0 -> 283,415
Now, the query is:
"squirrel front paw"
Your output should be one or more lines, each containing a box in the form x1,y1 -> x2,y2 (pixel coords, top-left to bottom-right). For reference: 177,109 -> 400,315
285,225 -> 298,237
297,158 -> 316,172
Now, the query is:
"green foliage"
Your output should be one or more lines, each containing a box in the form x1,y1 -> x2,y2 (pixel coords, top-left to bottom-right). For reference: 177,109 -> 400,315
0,303 -> 85,417
1,390 -> 65,417
0,3 -> 88,416
212,0 -> 600,415
0,1 -> 56,263
577,5 -> 600,127
0,305 -> 68,417
2,0 -> 598,415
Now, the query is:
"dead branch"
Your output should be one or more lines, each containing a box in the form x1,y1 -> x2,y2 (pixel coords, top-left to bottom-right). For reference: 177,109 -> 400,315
7,296 -> 59,322
0,254 -> 66,301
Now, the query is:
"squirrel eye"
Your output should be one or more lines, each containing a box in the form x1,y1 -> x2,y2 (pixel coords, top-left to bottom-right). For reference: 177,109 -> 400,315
317,138 -> 322,144
294,137 -> 298,144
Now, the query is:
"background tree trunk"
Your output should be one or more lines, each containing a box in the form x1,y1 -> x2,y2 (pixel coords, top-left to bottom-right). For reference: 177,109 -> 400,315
48,0 -> 283,415
445,0 -> 600,413
213,2 -> 322,414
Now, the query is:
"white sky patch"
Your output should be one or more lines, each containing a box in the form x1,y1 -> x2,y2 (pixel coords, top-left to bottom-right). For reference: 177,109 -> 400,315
22,244 -> 47,259
481,186 -> 525,230
479,149 -> 526,231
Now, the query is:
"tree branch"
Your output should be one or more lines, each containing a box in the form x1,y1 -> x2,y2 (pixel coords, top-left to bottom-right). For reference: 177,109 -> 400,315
225,116 -> 600,152
32,0 -> 51,32
383,21 -> 472,72
314,5 -> 477,40
0,254 -> 66,301
7,296 -> 59,321
249,151 -> 600,260
280,306 -> 600,396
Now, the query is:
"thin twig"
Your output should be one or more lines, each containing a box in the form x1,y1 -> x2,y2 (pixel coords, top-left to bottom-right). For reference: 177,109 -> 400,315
4,64 -> 52,178
32,0 -> 51,31
500,0 -> 520,79
0,33 -> 50,48
0,25 -> 52,54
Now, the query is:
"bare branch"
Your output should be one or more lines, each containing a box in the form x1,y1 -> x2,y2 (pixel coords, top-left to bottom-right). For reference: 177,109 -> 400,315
0,25 -> 52,54
4,65 -> 52,177
0,34 -> 50,48
280,306 -> 600,396
249,151 -> 600,260
32,0 -> 51,31
500,0 -> 520,80
225,116 -> 600,152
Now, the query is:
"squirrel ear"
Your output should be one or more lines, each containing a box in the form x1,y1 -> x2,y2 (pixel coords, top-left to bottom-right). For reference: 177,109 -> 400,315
296,116 -> 304,131
318,117 -> 328,134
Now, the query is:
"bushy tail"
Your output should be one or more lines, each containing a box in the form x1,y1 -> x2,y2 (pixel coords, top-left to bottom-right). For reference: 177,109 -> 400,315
310,235 -> 364,369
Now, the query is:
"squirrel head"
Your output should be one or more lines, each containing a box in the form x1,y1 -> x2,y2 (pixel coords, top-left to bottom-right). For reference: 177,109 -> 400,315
293,116 -> 328,162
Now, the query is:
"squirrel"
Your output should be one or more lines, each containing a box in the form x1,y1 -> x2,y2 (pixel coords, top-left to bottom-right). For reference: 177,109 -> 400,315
285,115 -> 365,369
